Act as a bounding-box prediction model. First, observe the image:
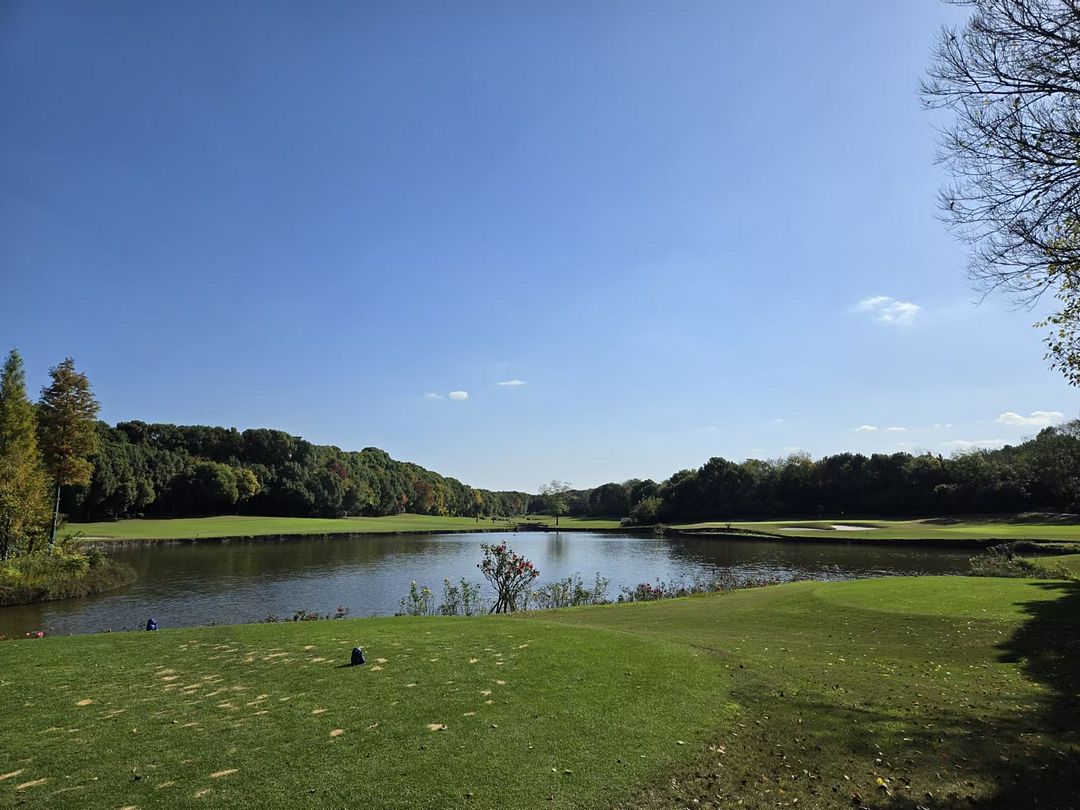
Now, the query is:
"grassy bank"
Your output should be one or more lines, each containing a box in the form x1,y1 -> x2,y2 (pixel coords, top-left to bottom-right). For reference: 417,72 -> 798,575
65,513 -> 623,542
2,576 -> 1076,808
675,514 -> 1080,543
0,558 -> 136,609
64,512 -> 1080,544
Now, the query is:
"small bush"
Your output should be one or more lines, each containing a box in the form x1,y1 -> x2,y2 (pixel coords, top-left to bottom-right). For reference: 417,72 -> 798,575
438,578 -> 485,616
0,552 -> 136,607
617,572 -> 799,603
968,545 -> 1072,579
398,581 -> 435,616
628,496 -> 662,526
530,572 -> 610,610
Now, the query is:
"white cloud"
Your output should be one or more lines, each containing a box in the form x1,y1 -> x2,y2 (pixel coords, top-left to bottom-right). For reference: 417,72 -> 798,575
855,425 -> 878,432
854,296 -> 921,326
424,393 -> 443,400
930,423 -> 952,431
995,410 -> 1065,428
448,390 -> 469,401
940,438 -> 1005,451
771,418 -> 786,425
497,379 -> 526,387
884,426 -> 907,432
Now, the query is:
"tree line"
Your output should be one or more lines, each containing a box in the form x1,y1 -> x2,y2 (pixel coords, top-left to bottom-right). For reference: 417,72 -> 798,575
0,351 -> 100,560
67,413 -> 1080,526
67,420 -> 530,522
543,422 -> 1080,524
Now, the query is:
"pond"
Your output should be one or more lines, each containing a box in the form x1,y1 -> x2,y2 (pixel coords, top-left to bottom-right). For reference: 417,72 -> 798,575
0,531 -> 974,636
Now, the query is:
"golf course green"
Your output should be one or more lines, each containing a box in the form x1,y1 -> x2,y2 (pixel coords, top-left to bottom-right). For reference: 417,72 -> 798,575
2,575 -> 1075,808
677,515 -> 1080,543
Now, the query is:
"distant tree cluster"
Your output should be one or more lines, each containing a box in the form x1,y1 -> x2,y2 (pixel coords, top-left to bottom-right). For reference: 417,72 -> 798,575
543,423 -> 1080,523
67,421 -> 530,522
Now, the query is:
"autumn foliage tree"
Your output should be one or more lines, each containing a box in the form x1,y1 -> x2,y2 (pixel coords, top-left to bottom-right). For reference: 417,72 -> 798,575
0,350 -> 52,559
477,542 -> 539,613
38,358 -> 100,543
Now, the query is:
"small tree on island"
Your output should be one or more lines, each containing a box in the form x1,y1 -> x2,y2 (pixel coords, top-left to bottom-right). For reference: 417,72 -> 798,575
539,480 -> 571,526
478,542 -> 538,613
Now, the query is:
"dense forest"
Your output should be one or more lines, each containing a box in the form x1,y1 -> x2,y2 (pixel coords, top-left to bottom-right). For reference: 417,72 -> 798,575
68,418 -> 1080,524
66,421 -> 529,521
545,420 -> 1080,524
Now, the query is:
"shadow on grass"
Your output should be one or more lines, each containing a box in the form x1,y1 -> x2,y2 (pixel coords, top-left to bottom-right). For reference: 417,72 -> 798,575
877,580 -> 1080,810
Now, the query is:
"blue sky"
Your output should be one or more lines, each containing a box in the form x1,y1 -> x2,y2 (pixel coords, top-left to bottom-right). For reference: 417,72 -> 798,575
2,0 -> 1075,492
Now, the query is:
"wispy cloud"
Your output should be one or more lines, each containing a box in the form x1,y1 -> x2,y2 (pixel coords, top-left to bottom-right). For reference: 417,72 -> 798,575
855,425 -> 878,432
448,390 -> 469,401
853,296 -> 921,326
995,410 -> 1065,428
497,379 -> 526,387
424,393 -> 443,400
940,438 -> 1005,451
884,426 -> 907,432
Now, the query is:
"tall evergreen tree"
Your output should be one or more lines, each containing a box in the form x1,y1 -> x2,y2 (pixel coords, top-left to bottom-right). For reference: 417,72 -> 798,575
0,349 -> 52,559
38,357 -> 100,544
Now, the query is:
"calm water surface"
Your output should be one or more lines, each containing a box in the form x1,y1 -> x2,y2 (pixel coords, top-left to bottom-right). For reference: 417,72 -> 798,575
0,532 -> 973,636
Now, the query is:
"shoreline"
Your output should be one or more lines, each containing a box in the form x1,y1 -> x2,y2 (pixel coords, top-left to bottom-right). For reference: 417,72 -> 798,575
0,560 -> 137,608
81,524 -> 644,548
666,528 -> 1079,552
74,523 -> 1080,553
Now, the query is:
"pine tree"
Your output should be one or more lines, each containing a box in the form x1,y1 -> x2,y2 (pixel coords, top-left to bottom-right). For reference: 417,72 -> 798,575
0,349 -> 52,559
38,357 -> 100,544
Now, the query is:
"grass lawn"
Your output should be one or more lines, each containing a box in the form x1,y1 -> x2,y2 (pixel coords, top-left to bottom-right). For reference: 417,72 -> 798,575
676,515 -> 1080,543
1048,552 -> 1080,574
63,513 -> 623,542
1025,552 -> 1080,576
2,576 -> 1076,808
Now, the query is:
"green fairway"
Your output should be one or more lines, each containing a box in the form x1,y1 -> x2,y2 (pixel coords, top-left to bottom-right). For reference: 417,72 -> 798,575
1050,552 -> 1080,573
676,514 -> 1080,542
1027,552 -> 1080,575
64,513 -> 622,542
544,577 -> 1080,809
2,576 -> 1076,808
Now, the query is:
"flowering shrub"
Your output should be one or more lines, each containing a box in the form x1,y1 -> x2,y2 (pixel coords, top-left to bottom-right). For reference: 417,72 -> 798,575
478,542 -> 539,613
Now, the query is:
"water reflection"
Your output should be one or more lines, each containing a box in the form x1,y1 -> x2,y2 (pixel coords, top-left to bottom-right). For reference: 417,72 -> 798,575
0,532 -> 972,637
